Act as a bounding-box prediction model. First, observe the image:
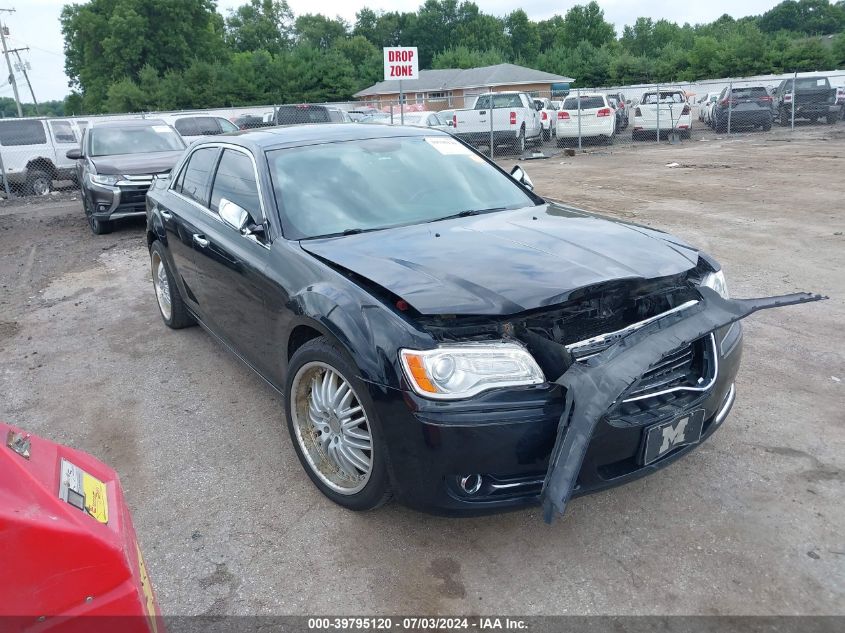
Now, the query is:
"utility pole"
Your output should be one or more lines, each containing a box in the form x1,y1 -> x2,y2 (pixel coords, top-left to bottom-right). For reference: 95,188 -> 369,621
0,8 -> 22,118
11,48 -> 36,114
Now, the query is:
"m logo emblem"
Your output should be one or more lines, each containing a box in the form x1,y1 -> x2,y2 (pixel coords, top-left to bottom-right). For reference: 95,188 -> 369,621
643,409 -> 705,465
659,417 -> 689,454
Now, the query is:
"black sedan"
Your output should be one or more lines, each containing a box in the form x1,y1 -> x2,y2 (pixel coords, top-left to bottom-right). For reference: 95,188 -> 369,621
145,124 -> 750,517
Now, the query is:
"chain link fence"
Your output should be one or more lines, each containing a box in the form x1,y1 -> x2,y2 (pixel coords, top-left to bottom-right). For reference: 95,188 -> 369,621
0,72 -> 843,199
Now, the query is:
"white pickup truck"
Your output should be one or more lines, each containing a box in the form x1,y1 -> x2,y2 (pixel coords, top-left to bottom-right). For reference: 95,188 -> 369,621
452,92 -> 543,153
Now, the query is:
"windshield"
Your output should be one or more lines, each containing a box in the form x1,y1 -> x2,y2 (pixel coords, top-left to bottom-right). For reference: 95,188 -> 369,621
268,136 -> 538,239
90,125 -> 185,156
642,91 -> 685,104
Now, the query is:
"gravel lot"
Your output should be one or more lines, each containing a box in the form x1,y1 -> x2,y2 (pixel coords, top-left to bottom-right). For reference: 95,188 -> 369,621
0,125 -> 843,616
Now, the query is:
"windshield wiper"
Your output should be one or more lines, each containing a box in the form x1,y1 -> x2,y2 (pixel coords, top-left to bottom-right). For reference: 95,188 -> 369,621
427,206 -> 509,224
302,227 -> 384,240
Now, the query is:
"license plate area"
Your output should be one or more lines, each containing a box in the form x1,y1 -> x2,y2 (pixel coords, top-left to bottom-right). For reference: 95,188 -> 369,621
641,409 -> 705,465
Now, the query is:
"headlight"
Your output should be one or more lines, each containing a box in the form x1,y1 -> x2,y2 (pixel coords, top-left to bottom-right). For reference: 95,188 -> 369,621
400,342 -> 545,400
700,269 -> 729,299
90,174 -> 120,186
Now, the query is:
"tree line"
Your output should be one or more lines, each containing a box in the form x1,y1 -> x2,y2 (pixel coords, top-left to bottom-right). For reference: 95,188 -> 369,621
60,0 -> 845,114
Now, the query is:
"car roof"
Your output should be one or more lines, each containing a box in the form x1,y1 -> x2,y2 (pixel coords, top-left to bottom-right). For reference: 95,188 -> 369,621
88,118 -> 168,128
192,123 -> 442,152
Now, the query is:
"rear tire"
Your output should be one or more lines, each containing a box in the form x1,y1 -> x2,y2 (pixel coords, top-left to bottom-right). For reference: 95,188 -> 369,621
762,119 -> 772,131
779,107 -> 789,126
827,114 -> 837,125
25,169 -> 51,196
149,240 -> 194,329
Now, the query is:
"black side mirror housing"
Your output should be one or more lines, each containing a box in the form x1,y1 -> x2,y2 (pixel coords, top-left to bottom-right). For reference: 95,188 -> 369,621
66,148 -> 82,160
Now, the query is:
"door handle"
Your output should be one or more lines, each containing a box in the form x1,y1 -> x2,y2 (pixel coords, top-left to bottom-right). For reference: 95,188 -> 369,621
160,209 -> 173,220
192,234 -> 209,248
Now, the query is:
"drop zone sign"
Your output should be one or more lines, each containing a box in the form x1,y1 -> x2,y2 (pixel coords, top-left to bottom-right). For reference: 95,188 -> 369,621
384,47 -> 419,81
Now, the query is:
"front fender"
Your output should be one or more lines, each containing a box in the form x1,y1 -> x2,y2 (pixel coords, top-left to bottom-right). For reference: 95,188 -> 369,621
284,282 -> 434,389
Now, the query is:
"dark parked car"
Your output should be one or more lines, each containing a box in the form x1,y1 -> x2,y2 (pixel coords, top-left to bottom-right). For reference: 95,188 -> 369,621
68,119 -> 185,234
232,114 -> 274,130
711,85 -> 773,132
144,124 -> 812,518
274,104 -> 346,126
773,76 -> 839,125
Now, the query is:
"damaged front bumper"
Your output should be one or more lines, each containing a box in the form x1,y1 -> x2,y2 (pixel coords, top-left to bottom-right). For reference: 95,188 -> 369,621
541,288 -> 825,523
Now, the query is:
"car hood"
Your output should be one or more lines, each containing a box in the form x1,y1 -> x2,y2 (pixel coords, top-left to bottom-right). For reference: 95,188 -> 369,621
300,203 -> 701,316
90,151 -> 184,175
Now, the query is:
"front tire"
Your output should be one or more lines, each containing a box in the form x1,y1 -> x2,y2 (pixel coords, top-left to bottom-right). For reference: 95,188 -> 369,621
84,197 -> 112,235
285,337 -> 391,511
150,241 -> 194,329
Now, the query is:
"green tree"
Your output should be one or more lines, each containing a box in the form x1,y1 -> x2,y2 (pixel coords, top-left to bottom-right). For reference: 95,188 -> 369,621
432,46 -> 506,69
61,0 -> 226,112
294,14 -> 349,49
225,0 -> 293,54
505,10 -> 540,63
562,2 -> 616,48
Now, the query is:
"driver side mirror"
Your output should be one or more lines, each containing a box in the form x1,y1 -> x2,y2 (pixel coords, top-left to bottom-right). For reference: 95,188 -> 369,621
219,198 -> 265,236
66,148 -> 82,160
509,165 -> 534,191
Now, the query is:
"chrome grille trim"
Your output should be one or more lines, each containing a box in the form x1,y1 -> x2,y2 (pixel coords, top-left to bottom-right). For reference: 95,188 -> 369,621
622,334 -> 718,403
565,299 -> 699,359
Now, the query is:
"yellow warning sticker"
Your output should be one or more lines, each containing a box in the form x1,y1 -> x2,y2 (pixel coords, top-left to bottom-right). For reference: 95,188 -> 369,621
82,471 -> 109,524
59,458 -> 109,524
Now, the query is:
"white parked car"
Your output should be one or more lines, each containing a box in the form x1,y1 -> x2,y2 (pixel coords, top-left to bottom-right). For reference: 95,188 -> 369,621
632,89 -> 692,140
392,111 -> 452,132
533,98 -> 557,141
0,118 -> 87,196
555,93 -> 616,145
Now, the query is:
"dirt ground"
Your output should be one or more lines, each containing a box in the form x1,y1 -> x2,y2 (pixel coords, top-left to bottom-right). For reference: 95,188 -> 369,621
0,125 -> 843,616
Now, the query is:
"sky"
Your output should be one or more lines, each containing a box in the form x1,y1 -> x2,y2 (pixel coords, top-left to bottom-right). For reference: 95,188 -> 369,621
7,0 -> 780,103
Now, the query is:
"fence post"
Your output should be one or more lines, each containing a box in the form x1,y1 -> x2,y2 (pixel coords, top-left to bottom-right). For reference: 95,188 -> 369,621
489,95 -> 494,161
727,81 -> 733,135
0,149 -> 12,199
577,87 -> 582,151
390,103 -> 394,125
655,83 -> 660,143
791,70 -> 797,131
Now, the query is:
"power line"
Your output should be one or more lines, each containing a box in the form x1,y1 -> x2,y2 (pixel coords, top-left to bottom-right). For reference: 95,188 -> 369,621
10,47 -> 36,114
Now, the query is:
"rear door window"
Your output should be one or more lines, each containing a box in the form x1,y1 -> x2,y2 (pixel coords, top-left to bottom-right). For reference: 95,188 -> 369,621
49,120 -> 77,144
179,147 -> 219,207
0,120 -> 47,146
209,149 -> 261,218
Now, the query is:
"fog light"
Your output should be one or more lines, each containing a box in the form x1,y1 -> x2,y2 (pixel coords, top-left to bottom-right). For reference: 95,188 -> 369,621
459,474 -> 483,495
97,204 -> 108,213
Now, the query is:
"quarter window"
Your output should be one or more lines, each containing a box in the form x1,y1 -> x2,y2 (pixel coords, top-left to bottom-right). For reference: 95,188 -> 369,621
179,147 -> 219,206
210,149 -> 260,217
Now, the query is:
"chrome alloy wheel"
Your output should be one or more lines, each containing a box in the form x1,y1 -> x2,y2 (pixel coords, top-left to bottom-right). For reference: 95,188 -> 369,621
151,251 -> 172,321
290,361 -> 373,494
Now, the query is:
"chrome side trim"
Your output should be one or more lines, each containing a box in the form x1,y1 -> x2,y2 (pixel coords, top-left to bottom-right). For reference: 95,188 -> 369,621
622,333 -> 718,403
713,383 -> 736,426
566,299 -> 700,357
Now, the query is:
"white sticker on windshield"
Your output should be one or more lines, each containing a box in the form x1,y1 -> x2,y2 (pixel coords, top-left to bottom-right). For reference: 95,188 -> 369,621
152,125 -> 171,133
818,79 -> 826,86
425,136 -> 473,155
